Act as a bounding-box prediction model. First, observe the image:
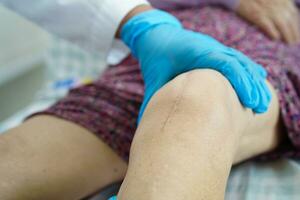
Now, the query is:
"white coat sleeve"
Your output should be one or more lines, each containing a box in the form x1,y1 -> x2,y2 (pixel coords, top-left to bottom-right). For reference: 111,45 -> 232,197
0,0 -> 149,57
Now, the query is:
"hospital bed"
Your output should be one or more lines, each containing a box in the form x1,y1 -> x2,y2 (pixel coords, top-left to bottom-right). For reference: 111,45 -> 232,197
0,7 -> 299,199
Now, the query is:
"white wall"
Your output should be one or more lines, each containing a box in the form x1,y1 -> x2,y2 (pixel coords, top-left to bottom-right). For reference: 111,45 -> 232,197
0,6 -> 49,121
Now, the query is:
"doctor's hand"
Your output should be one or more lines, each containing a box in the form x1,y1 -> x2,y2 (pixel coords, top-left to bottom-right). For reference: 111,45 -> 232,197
121,9 -> 271,122
237,0 -> 300,45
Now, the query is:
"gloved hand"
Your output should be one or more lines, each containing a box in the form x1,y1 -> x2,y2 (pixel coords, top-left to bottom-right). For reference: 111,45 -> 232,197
121,10 -> 271,122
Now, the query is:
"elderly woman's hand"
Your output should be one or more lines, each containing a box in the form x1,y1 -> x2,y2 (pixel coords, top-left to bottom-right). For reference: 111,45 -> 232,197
237,0 -> 300,44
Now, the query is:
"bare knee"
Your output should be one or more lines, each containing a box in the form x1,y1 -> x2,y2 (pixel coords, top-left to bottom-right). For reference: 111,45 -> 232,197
130,70 -> 242,180
143,69 -> 242,131
155,69 -> 281,161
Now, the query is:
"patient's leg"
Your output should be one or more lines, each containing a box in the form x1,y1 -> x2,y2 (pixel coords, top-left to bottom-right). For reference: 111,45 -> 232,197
118,69 -> 282,200
0,116 -> 127,200
0,69 -> 281,200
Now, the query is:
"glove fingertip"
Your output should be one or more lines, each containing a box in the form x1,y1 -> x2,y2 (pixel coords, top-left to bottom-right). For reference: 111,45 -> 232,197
108,196 -> 117,200
256,64 -> 268,78
265,85 -> 272,104
253,105 -> 269,113
238,86 -> 258,109
254,94 -> 270,114
241,98 -> 257,109
241,82 -> 260,109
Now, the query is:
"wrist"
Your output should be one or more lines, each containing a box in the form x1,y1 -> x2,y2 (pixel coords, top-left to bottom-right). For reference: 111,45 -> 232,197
117,5 -> 153,38
120,10 -> 182,57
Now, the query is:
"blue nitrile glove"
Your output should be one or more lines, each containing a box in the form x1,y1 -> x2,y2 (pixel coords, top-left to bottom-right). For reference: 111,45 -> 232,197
121,10 -> 271,122
108,196 -> 117,200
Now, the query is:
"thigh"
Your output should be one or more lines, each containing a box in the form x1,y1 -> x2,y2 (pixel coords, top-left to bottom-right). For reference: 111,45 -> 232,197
0,115 -> 127,200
